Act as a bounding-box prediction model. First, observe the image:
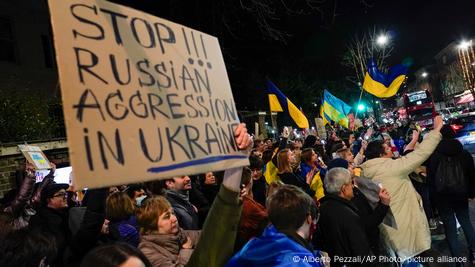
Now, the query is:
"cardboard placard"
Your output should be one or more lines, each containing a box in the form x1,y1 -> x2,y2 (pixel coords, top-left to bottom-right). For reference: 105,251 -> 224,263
315,118 -> 327,140
48,0 -> 248,188
18,145 -> 51,170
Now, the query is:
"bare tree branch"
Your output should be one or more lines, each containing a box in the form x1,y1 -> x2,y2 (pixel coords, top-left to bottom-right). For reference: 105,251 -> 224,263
342,27 -> 393,85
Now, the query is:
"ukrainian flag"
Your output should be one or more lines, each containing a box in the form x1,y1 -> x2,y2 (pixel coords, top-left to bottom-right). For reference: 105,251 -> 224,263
322,90 -> 352,128
267,80 -> 309,129
363,59 -> 408,98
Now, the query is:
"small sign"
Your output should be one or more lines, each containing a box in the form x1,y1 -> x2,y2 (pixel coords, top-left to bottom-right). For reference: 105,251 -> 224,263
18,145 -> 51,170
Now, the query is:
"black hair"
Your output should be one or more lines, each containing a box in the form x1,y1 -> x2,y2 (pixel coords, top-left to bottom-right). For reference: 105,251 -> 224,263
125,184 -> 144,199
440,124 -> 455,139
80,243 -> 152,267
365,140 -> 386,160
0,228 -> 58,267
249,155 -> 264,170
262,149 -> 274,164
302,135 -> 317,149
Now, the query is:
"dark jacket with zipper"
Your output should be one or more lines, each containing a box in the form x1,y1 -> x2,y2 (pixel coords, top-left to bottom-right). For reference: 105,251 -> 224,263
166,190 -> 200,230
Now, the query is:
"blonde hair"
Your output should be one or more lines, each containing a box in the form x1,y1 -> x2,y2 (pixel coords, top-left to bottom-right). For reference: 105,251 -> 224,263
106,192 -> 135,222
277,149 -> 293,174
136,196 -> 171,234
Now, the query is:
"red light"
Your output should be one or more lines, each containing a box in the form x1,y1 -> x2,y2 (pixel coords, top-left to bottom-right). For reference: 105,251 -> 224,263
451,124 -> 464,131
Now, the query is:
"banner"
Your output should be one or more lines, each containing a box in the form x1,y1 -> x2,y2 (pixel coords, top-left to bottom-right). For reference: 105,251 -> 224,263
48,0 -> 248,188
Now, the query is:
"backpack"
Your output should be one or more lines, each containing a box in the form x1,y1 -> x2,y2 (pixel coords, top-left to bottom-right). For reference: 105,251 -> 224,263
434,155 -> 466,194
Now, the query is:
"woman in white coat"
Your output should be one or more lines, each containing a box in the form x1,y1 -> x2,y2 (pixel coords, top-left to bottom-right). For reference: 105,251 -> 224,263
360,116 -> 443,260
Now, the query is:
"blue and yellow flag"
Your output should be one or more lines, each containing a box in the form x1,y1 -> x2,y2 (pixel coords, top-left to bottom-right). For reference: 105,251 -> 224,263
322,90 -> 352,128
267,80 -> 309,129
363,59 -> 408,98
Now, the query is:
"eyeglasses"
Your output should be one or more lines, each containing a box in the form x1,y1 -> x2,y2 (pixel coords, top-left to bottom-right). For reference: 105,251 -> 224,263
53,192 -> 67,198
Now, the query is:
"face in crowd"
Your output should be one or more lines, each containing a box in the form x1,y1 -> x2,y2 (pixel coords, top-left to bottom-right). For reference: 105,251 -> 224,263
340,177 -> 354,201
287,150 -> 297,165
48,189 -> 68,210
251,167 -> 262,181
349,134 -> 356,145
157,208 -> 179,234
166,176 -> 192,191
255,140 -> 266,153
204,172 -> 216,185
381,143 -> 393,158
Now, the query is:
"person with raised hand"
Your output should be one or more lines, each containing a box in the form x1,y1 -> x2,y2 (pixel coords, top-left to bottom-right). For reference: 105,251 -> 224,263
360,116 -> 443,262
185,123 -> 253,267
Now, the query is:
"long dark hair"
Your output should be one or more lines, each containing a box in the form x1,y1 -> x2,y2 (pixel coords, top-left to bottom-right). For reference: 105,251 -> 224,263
80,243 -> 152,267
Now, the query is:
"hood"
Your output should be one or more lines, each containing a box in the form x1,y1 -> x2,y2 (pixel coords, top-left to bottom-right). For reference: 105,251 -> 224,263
360,158 -> 390,179
226,225 -> 319,267
435,139 -> 463,156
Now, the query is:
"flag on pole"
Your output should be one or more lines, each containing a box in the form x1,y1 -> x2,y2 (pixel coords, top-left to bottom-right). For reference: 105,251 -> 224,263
266,80 -> 309,129
362,59 -> 408,98
322,90 -> 352,128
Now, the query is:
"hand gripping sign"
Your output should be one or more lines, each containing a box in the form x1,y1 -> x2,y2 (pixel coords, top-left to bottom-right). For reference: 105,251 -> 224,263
48,0 -> 248,188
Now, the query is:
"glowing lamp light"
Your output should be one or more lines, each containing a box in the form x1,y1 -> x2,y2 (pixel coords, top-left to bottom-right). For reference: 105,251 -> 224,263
458,40 -> 472,50
376,34 -> 388,46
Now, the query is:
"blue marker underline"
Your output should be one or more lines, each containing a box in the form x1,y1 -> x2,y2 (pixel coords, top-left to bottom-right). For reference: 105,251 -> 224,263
147,155 -> 248,173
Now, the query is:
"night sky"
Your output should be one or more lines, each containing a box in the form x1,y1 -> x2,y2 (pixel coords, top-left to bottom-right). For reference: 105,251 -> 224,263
111,0 -> 475,115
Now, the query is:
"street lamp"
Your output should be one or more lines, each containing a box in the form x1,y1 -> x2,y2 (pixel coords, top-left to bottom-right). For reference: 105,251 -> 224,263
458,40 -> 472,50
357,104 -> 366,111
376,34 -> 389,47
457,39 -> 475,95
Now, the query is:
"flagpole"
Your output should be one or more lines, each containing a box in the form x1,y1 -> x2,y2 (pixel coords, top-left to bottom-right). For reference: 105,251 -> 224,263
355,83 -> 364,119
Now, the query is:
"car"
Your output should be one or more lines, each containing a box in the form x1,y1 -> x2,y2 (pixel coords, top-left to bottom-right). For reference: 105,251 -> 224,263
449,114 -> 475,155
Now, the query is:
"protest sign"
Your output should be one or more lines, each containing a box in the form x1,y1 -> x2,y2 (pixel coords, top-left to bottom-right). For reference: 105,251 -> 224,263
48,0 -> 248,188
315,118 -> 327,140
18,145 -> 52,170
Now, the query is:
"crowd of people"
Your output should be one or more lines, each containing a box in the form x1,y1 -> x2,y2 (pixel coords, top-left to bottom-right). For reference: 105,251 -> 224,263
1,116 -> 475,267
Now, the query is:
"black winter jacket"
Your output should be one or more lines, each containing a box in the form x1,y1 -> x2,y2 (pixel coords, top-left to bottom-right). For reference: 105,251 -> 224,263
316,194 -> 372,266
352,187 -> 389,255
166,190 -> 200,230
427,138 -> 475,202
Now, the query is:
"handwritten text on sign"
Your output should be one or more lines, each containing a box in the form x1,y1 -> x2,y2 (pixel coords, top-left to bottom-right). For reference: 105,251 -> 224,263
48,0 -> 248,188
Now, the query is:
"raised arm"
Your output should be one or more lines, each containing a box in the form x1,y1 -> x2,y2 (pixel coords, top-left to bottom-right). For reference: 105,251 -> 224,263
392,116 -> 443,176
403,130 -> 420,153
4,163 -> 36,218
187,123 -> 252,267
